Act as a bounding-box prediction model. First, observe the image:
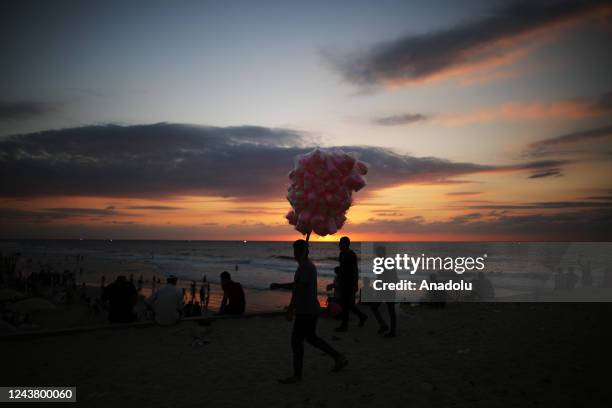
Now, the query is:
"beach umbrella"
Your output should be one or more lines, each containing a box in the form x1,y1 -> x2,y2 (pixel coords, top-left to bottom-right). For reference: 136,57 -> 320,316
8,298 -> 57,314
0,289 -> 25,301
285,147 -> 368,239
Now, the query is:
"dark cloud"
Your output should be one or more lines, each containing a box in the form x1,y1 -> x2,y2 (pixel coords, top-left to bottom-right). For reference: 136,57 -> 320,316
585,195 -> 612,200
327,0 -> 606,87
449,212 -> 483,224
0,208 -> 63,222
354,208 -> 612,241
372,113 -> 429,126
0,123 -> 569,199
525,124 -> 612,157
528,168 -> 562,179
0,100 -> 56,120
221,209 -> 281,216
371,210 -> 404,216
446,191 -> 482,196
461,201 -> 612,210
0,206 -> 134,224
42,207 -> 129,217
125,205 -> 182,211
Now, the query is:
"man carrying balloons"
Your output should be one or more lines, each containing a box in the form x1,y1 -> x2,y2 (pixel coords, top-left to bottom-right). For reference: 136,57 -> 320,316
272,147 -> 369,383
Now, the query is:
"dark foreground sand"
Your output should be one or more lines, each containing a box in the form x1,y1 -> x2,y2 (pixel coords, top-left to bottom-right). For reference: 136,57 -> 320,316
1,303 -> 610,408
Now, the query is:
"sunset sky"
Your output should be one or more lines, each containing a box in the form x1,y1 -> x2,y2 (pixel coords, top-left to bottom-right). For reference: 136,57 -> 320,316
1,0 -> 612,241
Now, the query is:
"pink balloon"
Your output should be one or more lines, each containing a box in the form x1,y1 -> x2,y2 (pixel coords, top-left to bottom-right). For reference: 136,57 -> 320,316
296,222 -> 311,235
286,210 -> 297,225
326,159 -> 341,179
355,161 -> 369,175
335,214 -> 346,229
345,173 -> 366,191
298,210 -> 312,224
327,218 -> 338,235
325,192 -> 338,207
285,148 -> 368,237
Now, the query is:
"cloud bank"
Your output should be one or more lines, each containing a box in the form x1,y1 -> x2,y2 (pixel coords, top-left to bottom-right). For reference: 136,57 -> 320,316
0,100 -> 57,121
526,124 -> 612,157
328,0 -> 609,88
0,123 -> 567,199
372,113 -> 429,126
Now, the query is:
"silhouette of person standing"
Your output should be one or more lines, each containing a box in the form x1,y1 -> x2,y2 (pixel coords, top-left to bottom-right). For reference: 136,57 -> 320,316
335,236 -> 367,332
271,239 -> 348,384
368,246 -> 397,337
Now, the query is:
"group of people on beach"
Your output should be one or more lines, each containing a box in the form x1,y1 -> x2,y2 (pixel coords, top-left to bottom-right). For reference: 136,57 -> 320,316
100,269 -> 246,325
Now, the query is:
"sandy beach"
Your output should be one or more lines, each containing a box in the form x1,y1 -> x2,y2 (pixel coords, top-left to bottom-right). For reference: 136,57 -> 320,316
2,302 -> 609,407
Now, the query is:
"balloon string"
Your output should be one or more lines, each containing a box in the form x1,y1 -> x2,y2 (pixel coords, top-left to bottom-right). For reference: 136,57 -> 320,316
306,231 -> 311,243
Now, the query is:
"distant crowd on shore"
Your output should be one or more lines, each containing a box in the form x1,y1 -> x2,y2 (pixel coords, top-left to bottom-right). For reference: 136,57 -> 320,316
0,250 -> 246,328
553,260 -> 596,291
2,244 -> 612,340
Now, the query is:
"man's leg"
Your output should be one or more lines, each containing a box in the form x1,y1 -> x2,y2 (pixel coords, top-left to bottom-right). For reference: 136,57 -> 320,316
303,315 -> 348,372
279,315 -> 306,384
337,295 -> 350,331
369,302 -> 389,334
385,302 -> 396,337
343,290 -> 367,327
349,302 -> 368,326
291,316 -> 306,379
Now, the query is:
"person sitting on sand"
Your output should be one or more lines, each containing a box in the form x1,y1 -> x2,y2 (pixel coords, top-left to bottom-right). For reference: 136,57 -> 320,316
102,275 -> 137,323
270,239 -> 348,384
219,271 -> 245,315
146,275 -> 183,326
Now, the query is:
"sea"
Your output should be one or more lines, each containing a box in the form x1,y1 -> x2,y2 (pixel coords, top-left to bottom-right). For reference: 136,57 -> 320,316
2,240 -> 611,303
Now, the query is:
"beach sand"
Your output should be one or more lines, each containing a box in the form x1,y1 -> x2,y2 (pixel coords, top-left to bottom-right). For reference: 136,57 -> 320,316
2,302 -> 609,407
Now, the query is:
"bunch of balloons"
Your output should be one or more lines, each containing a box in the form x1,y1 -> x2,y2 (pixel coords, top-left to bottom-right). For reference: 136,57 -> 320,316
285,148 -> 368,237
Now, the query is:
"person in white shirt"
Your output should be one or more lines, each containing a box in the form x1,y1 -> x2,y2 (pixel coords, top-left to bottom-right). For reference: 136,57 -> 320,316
146,275 -> 183,326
